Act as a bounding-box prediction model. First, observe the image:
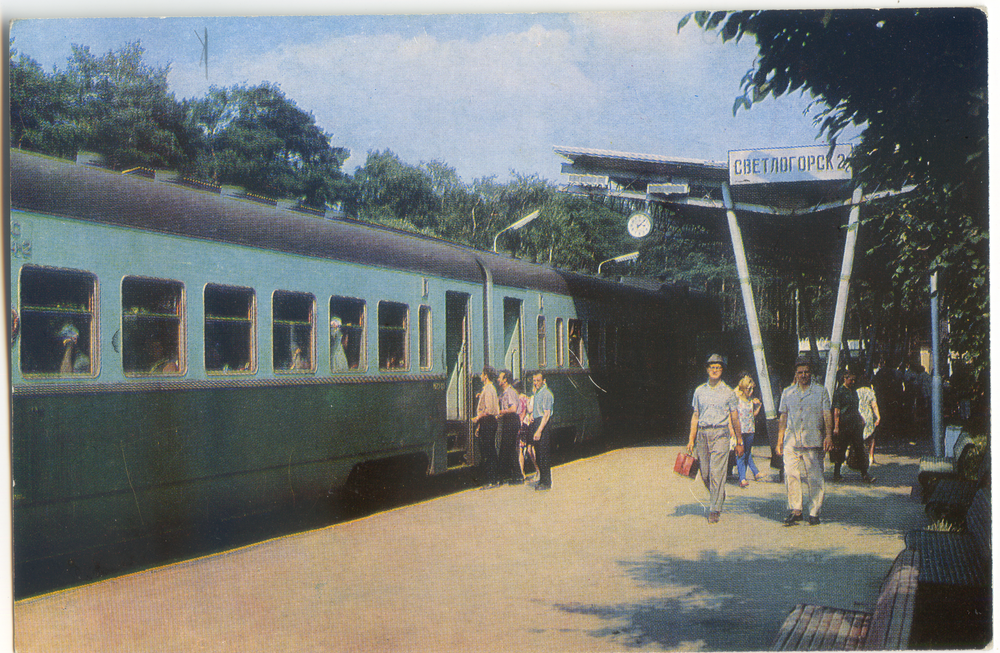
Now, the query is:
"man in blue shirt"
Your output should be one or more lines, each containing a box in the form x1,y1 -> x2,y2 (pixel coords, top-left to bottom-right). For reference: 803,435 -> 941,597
530,371 -> 554,490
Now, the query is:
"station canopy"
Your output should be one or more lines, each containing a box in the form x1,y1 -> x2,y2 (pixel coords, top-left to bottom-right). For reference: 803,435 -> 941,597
554,145 -> 904,273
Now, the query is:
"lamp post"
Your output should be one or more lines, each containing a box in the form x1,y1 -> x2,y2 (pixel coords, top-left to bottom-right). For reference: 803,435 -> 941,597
492,210 -> 540,253
597,251 -> 639,275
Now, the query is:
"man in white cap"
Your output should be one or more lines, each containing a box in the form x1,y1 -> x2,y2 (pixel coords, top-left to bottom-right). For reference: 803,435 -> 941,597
687,354 -> 741,523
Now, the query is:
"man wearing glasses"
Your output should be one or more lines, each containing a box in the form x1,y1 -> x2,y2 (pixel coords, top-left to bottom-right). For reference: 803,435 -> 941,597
687,354 -> 741,524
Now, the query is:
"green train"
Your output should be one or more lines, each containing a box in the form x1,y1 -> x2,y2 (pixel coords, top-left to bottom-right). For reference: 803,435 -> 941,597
10,149 -> 719,594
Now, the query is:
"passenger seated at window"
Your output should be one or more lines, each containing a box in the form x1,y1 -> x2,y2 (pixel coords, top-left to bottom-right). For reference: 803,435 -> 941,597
206,331 -> 251,372
58,322 -> 90,374
290,347 -> 309,370
149,340 -> 179,374
330,317 -> 349,371
568,321 -> 583,367
343,334 -> 358,369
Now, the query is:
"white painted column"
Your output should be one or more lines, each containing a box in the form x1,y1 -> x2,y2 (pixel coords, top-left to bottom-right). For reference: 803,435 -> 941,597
721,183 -> 775,419
823,187 -> 863,398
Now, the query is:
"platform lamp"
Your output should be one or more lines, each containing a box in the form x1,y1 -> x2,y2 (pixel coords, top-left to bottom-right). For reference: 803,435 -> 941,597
597,251 -> 639,275
492,209 -> 541,253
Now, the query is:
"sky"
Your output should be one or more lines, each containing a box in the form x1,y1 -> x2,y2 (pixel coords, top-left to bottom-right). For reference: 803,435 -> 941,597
7,4 -> 869,183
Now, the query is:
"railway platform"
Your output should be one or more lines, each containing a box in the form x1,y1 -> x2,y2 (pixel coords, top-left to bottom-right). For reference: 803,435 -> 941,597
14,438 -> 932,652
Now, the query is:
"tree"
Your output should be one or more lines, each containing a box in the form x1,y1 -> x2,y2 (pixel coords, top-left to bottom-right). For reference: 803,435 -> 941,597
9,43 -> 83,158
185,82 -> 350,205
353,150 -> 441,230
686,9 -> 989,396
66,42 -> 195,170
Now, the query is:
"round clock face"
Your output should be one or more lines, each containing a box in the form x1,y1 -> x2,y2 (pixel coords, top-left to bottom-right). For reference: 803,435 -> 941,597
627,212 -> 652,238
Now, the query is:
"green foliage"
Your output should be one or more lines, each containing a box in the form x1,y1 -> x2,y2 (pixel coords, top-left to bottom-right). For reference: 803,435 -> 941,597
67,42 -> 194,170
685,8 -> 989,394
184,82 -> 350,205
10,40 -> 195,169
351,152 -> 636,274
9,37 -> 641,276
354,150 -> 440,229
10,43 -> 84,157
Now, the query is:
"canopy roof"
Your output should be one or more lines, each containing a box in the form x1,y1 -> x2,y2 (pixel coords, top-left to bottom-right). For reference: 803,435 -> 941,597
554,145 -> 908,273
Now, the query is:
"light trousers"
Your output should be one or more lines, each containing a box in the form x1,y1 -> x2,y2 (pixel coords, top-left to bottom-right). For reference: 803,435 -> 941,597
783,445 -> 825,517
695,426 -> 730,513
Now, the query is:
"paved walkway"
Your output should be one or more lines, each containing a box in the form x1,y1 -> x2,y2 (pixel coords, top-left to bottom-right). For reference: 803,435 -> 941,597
14,441 -> 929,652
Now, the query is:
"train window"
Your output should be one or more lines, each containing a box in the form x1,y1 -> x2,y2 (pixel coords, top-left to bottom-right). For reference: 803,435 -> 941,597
204,284 -> 256,373
536,316 -> 547,367
555,318 -> 564,367
19,265 -> 96,376
273,291 -> 315,373
122,276 -> 184,376
378,301 -> 409,370
418,305 -> 432,370
587,320 -> 601,369
568,319 -> 583,368
330,296 -> 366,371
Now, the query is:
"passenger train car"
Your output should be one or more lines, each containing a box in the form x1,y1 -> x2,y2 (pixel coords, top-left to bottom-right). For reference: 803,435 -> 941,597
10,149 -> 719,595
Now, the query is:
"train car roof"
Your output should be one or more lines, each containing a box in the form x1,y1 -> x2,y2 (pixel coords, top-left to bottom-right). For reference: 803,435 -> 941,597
10,149 -> 674,305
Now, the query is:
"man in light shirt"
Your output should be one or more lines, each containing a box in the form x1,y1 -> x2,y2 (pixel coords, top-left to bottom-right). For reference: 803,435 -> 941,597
687,354 -> 741,524
777,357 -> 834,526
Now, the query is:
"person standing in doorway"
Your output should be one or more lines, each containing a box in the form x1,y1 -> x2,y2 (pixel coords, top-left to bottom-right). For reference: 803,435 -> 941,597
530,372 -> 554,491
497,370 -> 522,484
687,354 -> 741,524
777,357 -> 833,526
475,366 -> 501,489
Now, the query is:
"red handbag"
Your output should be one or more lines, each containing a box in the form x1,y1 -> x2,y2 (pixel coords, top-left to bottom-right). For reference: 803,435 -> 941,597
674,451 -> 699,479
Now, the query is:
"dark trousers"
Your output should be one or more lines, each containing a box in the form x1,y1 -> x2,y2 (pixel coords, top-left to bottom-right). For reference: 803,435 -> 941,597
831,418 -> 869,476
530,417 -> 551,487
498,413 -> 521,481
477,416 -> 499,484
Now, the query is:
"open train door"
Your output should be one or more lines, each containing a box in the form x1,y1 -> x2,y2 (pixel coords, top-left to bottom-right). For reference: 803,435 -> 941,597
502,297 -> 523,381
445,291 -> 473,467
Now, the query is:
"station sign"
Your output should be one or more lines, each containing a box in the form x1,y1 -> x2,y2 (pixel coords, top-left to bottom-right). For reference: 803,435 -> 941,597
728,144 -> 853,185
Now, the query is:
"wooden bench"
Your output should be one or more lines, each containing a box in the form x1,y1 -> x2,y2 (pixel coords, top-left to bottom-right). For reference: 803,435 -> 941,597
917,432 -> 974,493
905,488 -> 991,647
906,487 -> 990,587
771,550 -> 919,650
924,448 -> 990,524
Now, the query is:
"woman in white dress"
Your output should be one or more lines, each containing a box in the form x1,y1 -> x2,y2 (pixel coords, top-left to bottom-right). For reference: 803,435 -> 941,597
856,374 -> 881,466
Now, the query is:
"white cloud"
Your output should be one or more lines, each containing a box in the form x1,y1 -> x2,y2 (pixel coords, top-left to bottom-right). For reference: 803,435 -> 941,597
190,22 -> 602,179
161,12 -> 844,182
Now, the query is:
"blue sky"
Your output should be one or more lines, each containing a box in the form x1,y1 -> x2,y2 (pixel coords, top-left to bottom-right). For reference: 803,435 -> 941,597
8,5 -> 862,182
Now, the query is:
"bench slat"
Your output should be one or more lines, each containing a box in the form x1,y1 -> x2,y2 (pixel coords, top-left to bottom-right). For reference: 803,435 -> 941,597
774,550 -> 918,651
907,490 -> 990,588
845,611 -> 870,650
925,479 -> 978,511
793,605 -> 820,650
773,605 -> 870,651
863,550 -> 919,650
918,435 -> 976,489
772,604 -> 808,650
906,530 -> 985,586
